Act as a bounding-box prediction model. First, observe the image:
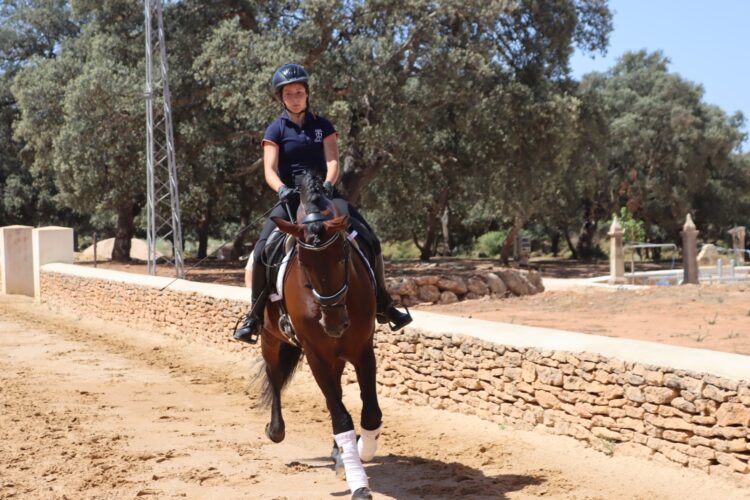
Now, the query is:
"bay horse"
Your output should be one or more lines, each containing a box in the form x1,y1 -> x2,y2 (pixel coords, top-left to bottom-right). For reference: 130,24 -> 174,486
258,173 -> 381,500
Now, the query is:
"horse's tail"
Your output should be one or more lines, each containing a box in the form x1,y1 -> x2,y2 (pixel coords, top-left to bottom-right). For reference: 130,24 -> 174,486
254,342 -> 304,408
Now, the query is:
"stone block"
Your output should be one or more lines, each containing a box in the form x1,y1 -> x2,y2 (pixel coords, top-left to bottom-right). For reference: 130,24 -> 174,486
33,226 -> 74,301
643,386 -> 678,404
417,284 -> 441,303
0,225 -> 34,296
438,290 -> 458,304
436,276 -> 467,295
715,403 -> 750,427
703,384 -> 733,402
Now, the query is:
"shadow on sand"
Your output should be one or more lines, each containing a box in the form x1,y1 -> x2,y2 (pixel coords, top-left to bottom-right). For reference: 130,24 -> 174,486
310,452 -> 544,499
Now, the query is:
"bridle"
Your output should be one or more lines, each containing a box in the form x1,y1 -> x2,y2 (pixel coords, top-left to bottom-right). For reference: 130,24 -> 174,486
296,231 -> 351,308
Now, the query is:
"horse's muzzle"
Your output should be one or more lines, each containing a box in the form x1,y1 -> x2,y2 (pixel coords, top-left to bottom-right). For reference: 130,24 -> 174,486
320,306 -> 350,338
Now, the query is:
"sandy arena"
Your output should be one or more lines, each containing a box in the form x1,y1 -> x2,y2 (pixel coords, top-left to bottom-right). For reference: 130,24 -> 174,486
1,295 -> 748,499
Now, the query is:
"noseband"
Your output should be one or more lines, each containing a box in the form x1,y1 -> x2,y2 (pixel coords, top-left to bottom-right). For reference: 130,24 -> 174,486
297,232 -> 350,308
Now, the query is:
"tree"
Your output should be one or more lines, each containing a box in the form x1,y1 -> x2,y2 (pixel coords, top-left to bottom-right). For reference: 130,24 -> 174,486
13,1 -> 146,261
0,0 -> 79,226
580,50 -> 747,249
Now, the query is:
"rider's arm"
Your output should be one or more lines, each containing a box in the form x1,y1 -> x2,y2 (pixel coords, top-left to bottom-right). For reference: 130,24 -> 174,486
323,134 -> 340,185
263,142 -> 286,192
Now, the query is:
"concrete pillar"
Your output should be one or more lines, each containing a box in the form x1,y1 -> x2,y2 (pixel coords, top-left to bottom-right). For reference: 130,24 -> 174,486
728,226 -> 746,263
32,226 -> 74,302
0,225 -> 34,296
681,214 -> 699,285
608,216 -> 625,285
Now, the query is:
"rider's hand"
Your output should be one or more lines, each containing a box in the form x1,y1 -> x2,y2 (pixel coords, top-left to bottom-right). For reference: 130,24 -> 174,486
277,185 -> 294,203
323,181 -> 335,198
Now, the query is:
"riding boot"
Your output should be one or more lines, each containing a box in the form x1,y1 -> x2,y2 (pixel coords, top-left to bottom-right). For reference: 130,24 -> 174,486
233,262 -> 269,344
373,254 -> 412,331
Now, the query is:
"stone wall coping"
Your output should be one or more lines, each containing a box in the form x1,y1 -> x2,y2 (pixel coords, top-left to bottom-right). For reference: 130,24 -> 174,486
41,263 -> 250,303
411,310 -> 750,380
43,263 -> 750,381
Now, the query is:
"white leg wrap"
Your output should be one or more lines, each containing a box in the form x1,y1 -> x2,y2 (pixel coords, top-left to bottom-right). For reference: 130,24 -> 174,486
357,423 -> 382,462
334,430 -> 369,492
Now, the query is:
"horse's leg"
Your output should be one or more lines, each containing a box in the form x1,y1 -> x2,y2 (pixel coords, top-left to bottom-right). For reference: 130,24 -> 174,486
354,345 -> 382,462
306,351 -> 371,499
261,333 -> 303,443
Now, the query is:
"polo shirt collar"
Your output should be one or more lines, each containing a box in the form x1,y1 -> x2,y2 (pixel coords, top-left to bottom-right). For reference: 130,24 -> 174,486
281,110 -> 315,125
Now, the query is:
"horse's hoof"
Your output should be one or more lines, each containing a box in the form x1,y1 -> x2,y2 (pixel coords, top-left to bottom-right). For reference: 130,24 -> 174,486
265,422 -> 285,443
351,487 -> 372,499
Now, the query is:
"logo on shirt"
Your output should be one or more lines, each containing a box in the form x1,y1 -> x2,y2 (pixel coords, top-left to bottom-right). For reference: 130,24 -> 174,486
314,129 -> 323,142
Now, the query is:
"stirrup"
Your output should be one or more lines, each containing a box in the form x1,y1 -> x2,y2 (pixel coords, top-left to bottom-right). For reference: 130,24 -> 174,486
233,314 -> 261,344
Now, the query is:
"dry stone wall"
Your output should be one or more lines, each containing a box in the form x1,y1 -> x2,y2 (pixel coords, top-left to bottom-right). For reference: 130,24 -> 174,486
386,268 -> 544,306
39,265 -> 750,481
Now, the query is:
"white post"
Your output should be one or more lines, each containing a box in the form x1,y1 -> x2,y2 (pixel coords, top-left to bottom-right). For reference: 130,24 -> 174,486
0,225 -> 34,296
681,214 -> 699,285
608,216 -> 625,285
32,226 -> 75,302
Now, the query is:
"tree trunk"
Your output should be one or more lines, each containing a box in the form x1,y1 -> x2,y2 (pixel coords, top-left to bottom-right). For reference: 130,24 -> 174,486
196,203 -> 213,259
413,189 -> 449,262
500,216 -> 524,266
550,230 -> 560,257
575,219 -> 597,260
564,228 -> 579,260
231,214 -> 252,260
197,219 -> 209,259
112,202 -> 135,262
440,204 -> 451,256
337,110 -> 388,205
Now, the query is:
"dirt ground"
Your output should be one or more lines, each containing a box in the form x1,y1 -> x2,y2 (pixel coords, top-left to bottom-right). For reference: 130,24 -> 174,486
79,257 -> 750,356
421,284 -> 750,356
1,295 -> 748,500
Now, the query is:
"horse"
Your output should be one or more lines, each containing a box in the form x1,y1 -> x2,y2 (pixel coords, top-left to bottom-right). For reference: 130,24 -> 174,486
257,173 -> 382,500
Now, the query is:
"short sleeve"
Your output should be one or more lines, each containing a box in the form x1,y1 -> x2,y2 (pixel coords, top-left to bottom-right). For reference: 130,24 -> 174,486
319,116 -> 336,139
262,120 -> 281,147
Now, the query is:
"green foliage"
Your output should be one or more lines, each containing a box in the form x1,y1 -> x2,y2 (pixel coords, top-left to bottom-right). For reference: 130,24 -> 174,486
609,207 -> 646,243
472,230 -> 508,258
4,1 -> 746,265
381,240 -> 420,261
581,50 -> 746,241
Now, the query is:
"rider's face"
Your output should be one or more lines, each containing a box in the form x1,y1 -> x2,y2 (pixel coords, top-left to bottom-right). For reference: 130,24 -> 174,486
282,83 -> 308,114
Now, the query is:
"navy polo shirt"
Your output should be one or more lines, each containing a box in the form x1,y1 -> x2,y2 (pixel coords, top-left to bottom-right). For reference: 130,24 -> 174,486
262,111 -> 337,186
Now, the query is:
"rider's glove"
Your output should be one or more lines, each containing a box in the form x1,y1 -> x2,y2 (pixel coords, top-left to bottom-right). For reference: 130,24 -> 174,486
323,181 -> 335,198
277,185 -> 294,203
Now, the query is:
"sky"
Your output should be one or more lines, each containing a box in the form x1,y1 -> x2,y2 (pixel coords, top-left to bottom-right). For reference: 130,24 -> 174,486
570,0 -> 749,151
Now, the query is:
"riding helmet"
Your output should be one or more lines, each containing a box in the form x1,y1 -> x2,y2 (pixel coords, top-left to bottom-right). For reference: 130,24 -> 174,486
272,63 -> 309,90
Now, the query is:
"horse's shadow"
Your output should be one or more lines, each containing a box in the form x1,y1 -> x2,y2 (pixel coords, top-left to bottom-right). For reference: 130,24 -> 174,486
310,452 -> 544,499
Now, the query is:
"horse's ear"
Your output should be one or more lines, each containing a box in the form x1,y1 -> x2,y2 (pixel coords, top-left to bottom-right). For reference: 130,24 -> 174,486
323,215 -> 349,235
271,217 -> 306,240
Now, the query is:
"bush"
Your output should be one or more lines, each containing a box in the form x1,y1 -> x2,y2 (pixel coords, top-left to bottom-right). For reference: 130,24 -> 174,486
381,240 -> 421,260
472,230 -> 507,257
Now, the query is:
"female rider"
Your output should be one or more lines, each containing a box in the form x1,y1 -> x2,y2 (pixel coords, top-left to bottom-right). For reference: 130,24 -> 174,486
234,63 -> 411,343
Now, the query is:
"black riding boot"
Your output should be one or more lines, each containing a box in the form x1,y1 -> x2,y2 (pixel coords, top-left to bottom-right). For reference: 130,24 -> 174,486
373,254 -> 412,331
233,263 -> 269,344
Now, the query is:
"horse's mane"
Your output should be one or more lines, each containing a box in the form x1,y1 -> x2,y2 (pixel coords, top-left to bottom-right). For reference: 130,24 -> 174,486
298,172 -> 325,245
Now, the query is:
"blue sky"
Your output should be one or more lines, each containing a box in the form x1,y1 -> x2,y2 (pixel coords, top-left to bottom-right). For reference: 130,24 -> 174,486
570,0 -> 749,151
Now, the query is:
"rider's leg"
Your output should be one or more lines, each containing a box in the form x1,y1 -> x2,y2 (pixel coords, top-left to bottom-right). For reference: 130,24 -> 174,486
373,253 -> 412,330
234,205 -> 289,343
346,202 -> 412,331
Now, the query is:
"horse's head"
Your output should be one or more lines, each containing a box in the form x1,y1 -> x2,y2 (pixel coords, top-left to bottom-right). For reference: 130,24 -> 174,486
272,173 -> 352,338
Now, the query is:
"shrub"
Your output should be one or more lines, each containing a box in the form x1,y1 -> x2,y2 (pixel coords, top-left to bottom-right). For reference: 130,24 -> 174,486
381,240 -> 420,260
473,230 -> 508,257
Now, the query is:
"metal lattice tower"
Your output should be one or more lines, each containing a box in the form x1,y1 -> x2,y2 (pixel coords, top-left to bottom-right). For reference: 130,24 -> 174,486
144,0 -> 185,278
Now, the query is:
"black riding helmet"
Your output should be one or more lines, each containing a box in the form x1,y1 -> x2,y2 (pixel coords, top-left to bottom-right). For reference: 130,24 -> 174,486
272,63 -> 309,103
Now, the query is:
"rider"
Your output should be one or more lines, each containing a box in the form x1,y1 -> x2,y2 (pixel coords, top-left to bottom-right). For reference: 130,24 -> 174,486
233,63 -> 412,343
